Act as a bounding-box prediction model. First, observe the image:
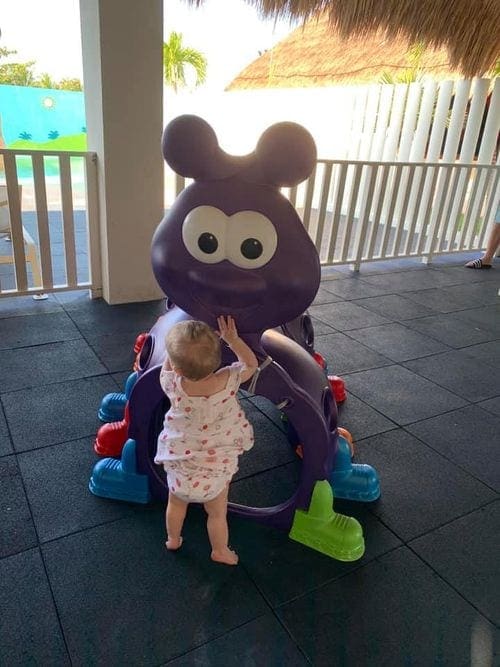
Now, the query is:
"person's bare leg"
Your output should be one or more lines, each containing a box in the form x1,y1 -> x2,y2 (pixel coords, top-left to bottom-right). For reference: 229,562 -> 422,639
204,486 -> 238,565
165,492 -> 188,550
482,224 -> 500,263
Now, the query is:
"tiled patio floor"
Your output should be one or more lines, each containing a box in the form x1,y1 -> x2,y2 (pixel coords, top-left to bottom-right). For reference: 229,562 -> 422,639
1,255 -> 499,666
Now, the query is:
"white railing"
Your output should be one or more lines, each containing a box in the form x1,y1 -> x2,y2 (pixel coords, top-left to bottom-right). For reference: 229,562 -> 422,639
0,148 -> 101,298
292,159 -> 499,269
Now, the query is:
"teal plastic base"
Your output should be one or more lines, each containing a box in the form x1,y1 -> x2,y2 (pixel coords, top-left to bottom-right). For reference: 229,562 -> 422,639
331,435 -> 381,502
89,438 -> 151,504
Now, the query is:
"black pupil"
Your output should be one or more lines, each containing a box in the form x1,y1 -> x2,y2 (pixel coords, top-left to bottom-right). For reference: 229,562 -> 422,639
241,238 -> 263,259
198,232 -> 218,254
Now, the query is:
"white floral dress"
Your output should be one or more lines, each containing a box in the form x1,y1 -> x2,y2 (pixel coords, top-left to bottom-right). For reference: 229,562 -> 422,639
154,362 -> 254,502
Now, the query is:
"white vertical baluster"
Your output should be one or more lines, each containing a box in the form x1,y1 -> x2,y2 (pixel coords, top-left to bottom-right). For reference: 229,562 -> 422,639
422,80 -> 456,257
315,162 -> 333,259
362,85 -> 383,161
478,78 -> 500,164
302,168 -> 316,233
348,86 -> 369,160
341,163 -> 363,262
477,168 -> 500,248
354,165 -> 377,269
448,165 -> 473,251
31,153 -> 53,289
327,162 -> 348,263
406,81 -> 438,259
59,154 -> 78,287
381,164 -> 403,258
439,165 -> 462,252
393,164 -> 416,255
417,165 -> 440,256
367,163 -> 390,258
455,79 -> 491,249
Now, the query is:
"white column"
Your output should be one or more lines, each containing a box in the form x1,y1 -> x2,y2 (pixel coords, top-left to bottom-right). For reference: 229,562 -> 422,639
80,0 -> 164,304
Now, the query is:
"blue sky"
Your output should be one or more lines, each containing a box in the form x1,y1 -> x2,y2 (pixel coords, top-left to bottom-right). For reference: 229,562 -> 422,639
0,0 -> 297,90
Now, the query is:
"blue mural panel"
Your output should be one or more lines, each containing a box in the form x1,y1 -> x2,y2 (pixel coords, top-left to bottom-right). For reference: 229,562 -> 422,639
0,84 -> 86,145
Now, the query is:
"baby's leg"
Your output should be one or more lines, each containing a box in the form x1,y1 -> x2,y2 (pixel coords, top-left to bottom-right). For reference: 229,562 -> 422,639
204,485 -> 238,565
166,492 -> 188,550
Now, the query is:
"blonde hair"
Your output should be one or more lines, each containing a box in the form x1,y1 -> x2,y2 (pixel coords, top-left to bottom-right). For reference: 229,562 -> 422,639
165,320 -> 221,381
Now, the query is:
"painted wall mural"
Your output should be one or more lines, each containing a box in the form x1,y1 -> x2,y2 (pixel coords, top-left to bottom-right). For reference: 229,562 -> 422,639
0,84 -> 86,178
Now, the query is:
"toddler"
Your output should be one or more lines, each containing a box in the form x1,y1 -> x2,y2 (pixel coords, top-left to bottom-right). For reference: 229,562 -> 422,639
154,316 -> 258,565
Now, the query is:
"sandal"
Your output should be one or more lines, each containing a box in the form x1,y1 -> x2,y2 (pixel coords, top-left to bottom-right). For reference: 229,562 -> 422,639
465,259 -> 492,269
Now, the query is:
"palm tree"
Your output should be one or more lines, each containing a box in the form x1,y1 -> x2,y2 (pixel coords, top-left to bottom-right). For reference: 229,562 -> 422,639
379,42 -> 427,84
163,32 -> 207,91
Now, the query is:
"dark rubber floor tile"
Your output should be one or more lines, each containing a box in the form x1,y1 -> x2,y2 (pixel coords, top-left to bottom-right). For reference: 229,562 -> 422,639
337,392 -> 396,441
85,332 -> 138,373
354,429 -> 496,541
278,547 -> 499,666
0,456 -> 37,558
315,331 -> 392,374
411,501 -> 500,626
403,312 -> 498,348
165,615 -> 307,666
42,511 -> 267,665
477,396 -> 500,417
0,293 -> 62,319
0,404 -> 12,457
17,437 -> 135,542
2,375 -> 117,452
321,278 -> 394,300
406,405 -> 500,491
0,549 -> 70,666
0,339 -> 107,392
348,322 -> 450,362
0,311 -> 81,350
404,349 -> 500,402
312,286 -> 343,305
343,365 -> 466,425
230,501 -> 400,606
452,305 -> 500,336
353,293 -> 436,320
310,301 -> 390,331
360,268 -> 461,292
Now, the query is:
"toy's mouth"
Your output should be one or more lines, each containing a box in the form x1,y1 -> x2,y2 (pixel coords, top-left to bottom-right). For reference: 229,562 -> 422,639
193,295 -> 261,317
186,265 -> 266,321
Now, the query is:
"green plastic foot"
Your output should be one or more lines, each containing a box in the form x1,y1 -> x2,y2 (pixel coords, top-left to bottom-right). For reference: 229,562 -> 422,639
289,481 -> 365,561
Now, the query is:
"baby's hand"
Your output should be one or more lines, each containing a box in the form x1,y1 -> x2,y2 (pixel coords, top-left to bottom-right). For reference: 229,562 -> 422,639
217,315 -> 239,346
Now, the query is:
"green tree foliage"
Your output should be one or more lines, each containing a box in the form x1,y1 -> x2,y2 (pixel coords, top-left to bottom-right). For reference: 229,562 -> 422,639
379,42 -> 427,84
487,60 -> 500,78
0,47 -> 82,90
163,32 -> 207,91
37,73 -> 56,89
58,78 -> 82,91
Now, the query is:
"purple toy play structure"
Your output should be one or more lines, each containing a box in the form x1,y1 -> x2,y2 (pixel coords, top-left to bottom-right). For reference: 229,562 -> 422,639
90,115 -> 380,561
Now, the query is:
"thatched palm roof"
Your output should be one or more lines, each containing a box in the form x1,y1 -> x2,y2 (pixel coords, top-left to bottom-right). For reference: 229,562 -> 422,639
190,0 -> 500,76
227,16 -> 462,90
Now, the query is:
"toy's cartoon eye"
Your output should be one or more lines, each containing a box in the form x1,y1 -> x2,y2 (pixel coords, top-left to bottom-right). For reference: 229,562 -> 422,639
182,206 -> 226,264
227,211 -> 277,269
198,232 -> 218,254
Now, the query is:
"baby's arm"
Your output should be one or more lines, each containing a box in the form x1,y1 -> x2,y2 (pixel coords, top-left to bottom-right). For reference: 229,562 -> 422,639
217,316 -> 258,383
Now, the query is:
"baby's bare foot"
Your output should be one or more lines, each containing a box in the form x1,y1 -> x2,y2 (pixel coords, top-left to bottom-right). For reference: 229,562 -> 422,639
211,547 -> 239,565
165,536 -> 183,550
